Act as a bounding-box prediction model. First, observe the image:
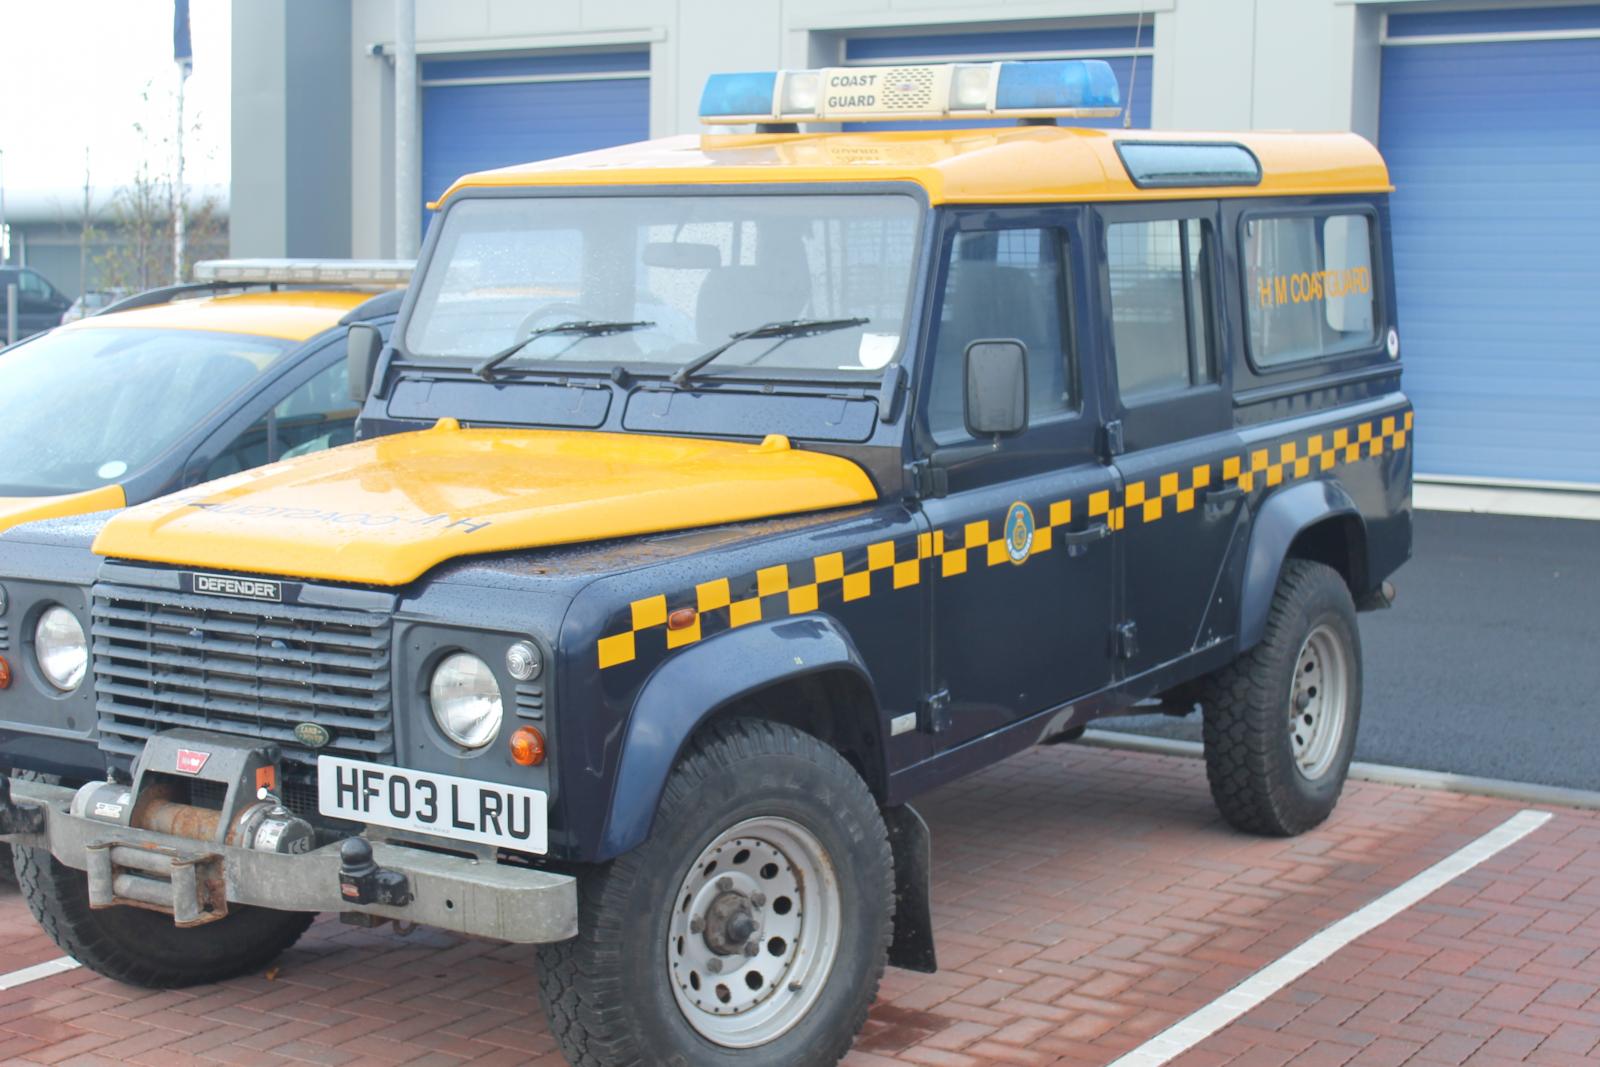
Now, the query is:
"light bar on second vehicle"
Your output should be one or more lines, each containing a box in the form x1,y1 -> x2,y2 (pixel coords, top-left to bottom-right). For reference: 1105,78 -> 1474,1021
699,59 -> 1123,125
193,259 -> 414,285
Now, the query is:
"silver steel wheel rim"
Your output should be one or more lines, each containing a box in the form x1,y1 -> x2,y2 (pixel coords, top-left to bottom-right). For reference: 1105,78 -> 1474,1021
667,815 -> 842,1048
1289,623 -> 1349,780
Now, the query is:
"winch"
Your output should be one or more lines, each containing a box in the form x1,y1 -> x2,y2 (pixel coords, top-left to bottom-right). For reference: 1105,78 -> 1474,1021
73,780 -> 314,854
70,729 -> 316,924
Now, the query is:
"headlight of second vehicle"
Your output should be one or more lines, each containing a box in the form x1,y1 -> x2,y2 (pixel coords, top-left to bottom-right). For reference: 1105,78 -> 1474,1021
35,606 -> 87,691
428,651 -> 502,748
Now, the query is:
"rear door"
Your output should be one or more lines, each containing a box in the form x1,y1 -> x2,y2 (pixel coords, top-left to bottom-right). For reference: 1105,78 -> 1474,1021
913,209 -> 1118,752
1094,203 -> 1244,678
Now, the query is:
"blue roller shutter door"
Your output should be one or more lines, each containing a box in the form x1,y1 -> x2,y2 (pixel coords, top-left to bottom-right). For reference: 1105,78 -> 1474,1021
842,25 -> 1153,130
421,52 -> 649,235
1380,8 -> 1600,485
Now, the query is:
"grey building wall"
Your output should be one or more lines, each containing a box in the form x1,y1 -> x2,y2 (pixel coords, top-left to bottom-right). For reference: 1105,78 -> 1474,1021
234,0 -> 1459,259
231,0 -> 352,258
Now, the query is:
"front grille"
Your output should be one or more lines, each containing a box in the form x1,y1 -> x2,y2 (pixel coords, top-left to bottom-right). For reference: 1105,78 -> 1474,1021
91,580 -> 394,768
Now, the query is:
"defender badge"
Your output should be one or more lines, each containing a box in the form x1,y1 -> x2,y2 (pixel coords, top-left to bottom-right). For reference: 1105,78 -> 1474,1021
293,722 -> 332,749
175,749 -> 210,775
191,572 -> 282,602
1005,502 -> 1035,564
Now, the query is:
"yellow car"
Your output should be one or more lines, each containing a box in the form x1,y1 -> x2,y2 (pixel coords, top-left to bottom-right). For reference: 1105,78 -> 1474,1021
0,261 -> 407,533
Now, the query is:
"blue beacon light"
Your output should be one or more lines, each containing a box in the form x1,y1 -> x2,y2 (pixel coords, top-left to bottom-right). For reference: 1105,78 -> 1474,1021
699,59 -> 1122,124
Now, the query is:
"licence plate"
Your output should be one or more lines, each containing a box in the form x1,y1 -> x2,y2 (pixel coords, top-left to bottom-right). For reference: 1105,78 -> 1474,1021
317,756 -> 548,854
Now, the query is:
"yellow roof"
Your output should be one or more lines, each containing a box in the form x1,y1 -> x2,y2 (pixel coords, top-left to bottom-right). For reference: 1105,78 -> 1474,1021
61,289 -> 371,342
436,127 -> 1391,208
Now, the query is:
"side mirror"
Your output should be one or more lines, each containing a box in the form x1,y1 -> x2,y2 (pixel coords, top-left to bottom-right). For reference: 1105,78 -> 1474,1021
964,339 -> 1029,438
346,323 -> 383,403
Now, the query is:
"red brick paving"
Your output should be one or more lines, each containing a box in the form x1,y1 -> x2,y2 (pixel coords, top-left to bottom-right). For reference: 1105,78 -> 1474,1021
0,743 -> 1594,1065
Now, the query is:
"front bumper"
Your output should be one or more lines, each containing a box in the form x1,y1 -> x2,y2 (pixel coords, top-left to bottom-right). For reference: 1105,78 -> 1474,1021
0,775 -> 578,944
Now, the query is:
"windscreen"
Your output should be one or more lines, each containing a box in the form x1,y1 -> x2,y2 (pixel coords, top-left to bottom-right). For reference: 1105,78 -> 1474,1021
0,327 -> 289,496
405,193 -> 922,377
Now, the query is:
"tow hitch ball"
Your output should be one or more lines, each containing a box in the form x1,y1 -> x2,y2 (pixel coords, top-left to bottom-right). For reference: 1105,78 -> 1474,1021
337,837 -> 413,907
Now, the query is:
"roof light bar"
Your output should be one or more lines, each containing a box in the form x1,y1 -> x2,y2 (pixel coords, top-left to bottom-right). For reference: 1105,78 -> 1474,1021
193,259 -> 414,285
700,59 -> 1122,125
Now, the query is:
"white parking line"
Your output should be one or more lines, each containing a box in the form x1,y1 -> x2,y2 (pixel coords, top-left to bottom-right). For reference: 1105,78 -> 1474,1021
1104,808 -> 1553,1067
0,956 -> 80,990
1081,729 -> 1600,810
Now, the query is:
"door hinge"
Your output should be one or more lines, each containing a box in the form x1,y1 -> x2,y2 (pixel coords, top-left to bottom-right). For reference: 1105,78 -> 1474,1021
918,689 -> 951,735
904,459 -> 948,500
1114,620 -> 1139,660
1103,419 -> 1125,459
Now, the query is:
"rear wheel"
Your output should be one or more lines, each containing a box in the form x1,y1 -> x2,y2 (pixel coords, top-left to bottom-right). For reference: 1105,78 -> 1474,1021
1198,559 -> 1362,836
537,718 -> 893,1067
14,845 -> 314,988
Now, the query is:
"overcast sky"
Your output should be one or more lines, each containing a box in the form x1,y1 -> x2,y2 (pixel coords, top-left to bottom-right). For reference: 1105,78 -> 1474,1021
0,0 -> 231,202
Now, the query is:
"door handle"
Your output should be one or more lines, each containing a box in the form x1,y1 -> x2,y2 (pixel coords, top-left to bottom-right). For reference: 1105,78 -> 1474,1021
1206,484 -> 1245,504
1060,522 -> 1111,551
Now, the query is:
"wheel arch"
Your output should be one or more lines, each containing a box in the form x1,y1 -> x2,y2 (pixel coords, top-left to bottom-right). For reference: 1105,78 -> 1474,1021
1239,480 -> 1369,651
595,614 -> 886,861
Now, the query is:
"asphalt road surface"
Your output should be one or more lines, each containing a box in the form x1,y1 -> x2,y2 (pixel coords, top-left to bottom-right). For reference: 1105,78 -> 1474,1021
1101,509 -> 1600,790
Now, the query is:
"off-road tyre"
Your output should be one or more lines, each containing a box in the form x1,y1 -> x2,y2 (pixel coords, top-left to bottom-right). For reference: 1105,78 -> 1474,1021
536,718 -> 894,1067
14,845 -> 315,988
1197,559 -> 1362,836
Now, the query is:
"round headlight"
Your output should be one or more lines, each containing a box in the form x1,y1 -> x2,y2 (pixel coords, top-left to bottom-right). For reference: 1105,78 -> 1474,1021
506,640 -> 542,682
428,652 -> 502,748
35,606 -> 87,692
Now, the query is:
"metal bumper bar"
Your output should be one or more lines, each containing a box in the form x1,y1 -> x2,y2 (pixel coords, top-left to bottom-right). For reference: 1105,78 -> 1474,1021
0,776 -> 578,944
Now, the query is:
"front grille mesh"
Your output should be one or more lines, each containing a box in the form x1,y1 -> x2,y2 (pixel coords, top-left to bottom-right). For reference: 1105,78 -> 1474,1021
92,581 -> 394,768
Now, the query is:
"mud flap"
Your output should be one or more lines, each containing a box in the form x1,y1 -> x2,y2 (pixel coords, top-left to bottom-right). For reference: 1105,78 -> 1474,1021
883,803 -> 937,973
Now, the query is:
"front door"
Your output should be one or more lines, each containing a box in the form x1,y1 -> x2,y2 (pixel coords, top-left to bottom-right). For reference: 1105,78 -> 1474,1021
1094,204 -> 1244,678
914,211 -> 1119,751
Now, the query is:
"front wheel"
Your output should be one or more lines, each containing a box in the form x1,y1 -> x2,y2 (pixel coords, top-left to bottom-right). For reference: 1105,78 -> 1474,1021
537,718 -> 894,1067
15,845 -> 314,987
1198,559 -> 1363,836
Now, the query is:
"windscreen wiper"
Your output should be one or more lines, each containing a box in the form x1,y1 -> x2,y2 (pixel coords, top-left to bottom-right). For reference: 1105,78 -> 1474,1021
473,320 -> 654,381
669,318 -> 869,387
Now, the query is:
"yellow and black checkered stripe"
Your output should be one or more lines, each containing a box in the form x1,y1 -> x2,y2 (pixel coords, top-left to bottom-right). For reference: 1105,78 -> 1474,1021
596,410 -> 1411,669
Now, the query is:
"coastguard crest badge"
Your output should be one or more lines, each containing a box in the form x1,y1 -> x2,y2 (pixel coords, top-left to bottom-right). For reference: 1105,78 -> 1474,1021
1004,502 -> 1035,564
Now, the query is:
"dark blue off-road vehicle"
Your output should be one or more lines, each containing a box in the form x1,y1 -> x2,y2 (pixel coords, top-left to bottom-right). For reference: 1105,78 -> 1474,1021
0,60 -> 1407,1067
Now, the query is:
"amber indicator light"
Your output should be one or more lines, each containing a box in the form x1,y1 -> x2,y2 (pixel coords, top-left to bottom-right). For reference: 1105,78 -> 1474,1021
510,725 -> 546,767
667,607 -> 698,631
0,656 -> 10,690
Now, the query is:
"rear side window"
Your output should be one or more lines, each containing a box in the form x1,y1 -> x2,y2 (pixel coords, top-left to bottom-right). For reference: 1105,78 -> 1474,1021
1243,213 -> 1376,367
1106,219 -> 1215,400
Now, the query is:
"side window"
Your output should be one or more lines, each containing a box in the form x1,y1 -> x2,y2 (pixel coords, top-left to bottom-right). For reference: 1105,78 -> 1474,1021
1243,213 -> 1375,367
204,414 -> 270,481
1106,219 -> 1214,401
203,360 -> 356,482
928,228 -> 1073,442
275,359 -> 356,459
